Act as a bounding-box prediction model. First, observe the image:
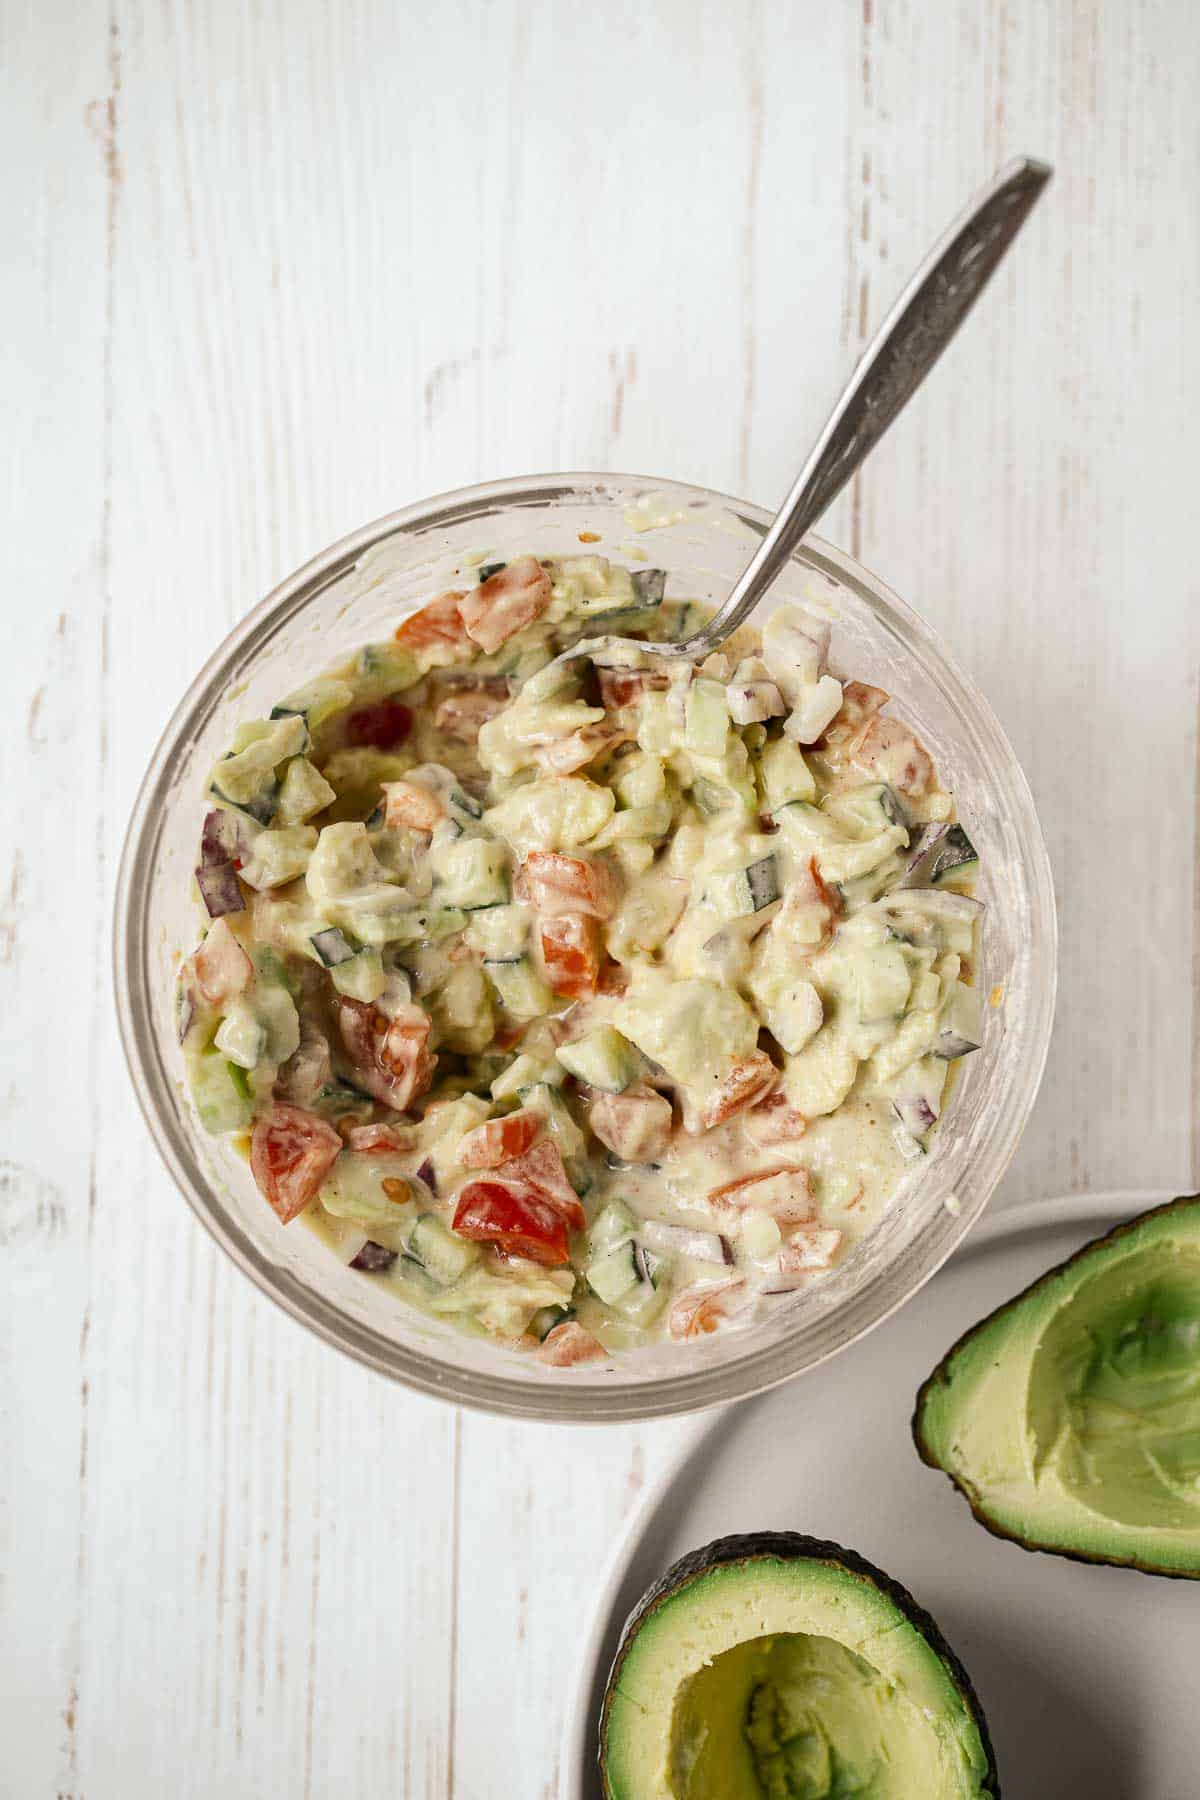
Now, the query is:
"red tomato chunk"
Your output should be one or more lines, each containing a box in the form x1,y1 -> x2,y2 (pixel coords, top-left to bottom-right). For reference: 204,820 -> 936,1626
251,1104 -> 342,1224
496,1138 -> 585,1231
457,556 -> 552,654
452,1181 -> 571,1266
538,914 -> 602,999
457,1108 -> 541,1170
518,851 -> 616,919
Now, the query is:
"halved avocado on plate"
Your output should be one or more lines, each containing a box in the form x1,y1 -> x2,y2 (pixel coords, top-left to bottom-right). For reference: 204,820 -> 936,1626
599,1531 -> 998,1798
915,1193 -> 1200,1578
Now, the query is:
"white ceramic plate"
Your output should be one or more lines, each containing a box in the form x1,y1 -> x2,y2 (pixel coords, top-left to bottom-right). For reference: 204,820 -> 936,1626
561,1190 -> 1200,1800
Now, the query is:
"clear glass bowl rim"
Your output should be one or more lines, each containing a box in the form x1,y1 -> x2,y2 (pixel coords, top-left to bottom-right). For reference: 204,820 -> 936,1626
113,470 -> 1057,1423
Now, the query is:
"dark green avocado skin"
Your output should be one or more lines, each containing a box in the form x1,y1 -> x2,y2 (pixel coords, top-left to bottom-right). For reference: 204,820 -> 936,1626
913,1193 -> 1200,1580
598,1530 -> 999,1799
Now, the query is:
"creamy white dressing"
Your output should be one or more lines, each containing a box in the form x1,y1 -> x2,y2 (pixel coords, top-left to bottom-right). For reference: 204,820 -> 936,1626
180,553 -> 984,1361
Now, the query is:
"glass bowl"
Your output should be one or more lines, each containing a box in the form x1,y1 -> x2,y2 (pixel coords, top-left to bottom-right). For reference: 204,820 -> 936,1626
114,473 -> 1056,1422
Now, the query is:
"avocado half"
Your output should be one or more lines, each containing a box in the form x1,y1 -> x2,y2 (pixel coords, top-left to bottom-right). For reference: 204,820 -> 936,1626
914,1193 -> 1200,1579
599,1531 -> 998,1799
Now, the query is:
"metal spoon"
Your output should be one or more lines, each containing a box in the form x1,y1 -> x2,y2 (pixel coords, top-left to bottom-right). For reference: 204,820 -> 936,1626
560,154 -> 1051,672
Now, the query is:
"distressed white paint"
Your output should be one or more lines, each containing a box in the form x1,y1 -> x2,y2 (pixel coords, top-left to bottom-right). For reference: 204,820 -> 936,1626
2,1 -> 1197,1794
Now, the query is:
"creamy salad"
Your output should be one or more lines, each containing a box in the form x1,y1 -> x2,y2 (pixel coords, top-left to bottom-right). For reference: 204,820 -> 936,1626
177,552 -> 984,1365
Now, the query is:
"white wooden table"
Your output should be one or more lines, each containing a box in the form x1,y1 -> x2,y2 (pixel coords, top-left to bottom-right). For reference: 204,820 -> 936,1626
5,3 -> 1198,1794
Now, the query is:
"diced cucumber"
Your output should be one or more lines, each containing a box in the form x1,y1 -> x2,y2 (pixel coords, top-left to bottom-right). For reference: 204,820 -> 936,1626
486,956 -> 553,1018
825,782 -> 907,837
704,854 -> 780,920
477,560 -> 506,582
613,754 -> 667,812
354,642 -> 420,692
756,736 -> 817,807
321,1157 -> 417,1226
684,680 -> 730,757
587,1199 -> 637,1259
276,756 -> 337,826
212,715 -> 308,819
586,1240 -> 640,1306
406,1213 -> 480,1285
464,902 -> 528,962
631,567 -> 667,605
933,984 -> 983,1059
313,1081 -> 375,1124
761,979 -> 823,1055
310,925 -> 359,967
491,1051 -> 562,1100
432,964 -> 495,1055
210,772 -> 279,827
615,1274 -> 672,1332
930,824 -> 979,886
381,905 -> 468,945
530,1303 -> 576,1342
213,1001 -> 266,1071
252,945 -> 292,991
271,676 -> 353,734
433,836 -> 509,910
330,947 -> 385,1001
588,798 -> 674,847
556,1026 -> 640,1093
239,826 -> 318,890
772,800 -> 841,844
186,1047 -> 255,1135
516,1082 -> 586,1159
854,945 -> 912,1023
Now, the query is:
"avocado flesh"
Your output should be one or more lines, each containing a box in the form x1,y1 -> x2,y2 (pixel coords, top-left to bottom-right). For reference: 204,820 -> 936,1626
600,1535 -> 996,1799
915,1195 -> 1200,1576
669,1629 -> 954,1798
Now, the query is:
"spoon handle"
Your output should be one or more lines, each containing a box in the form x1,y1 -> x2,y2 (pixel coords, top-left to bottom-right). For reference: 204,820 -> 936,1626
672,156 -> 1051,659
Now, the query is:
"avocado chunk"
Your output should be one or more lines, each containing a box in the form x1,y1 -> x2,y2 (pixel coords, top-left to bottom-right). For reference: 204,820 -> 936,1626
599,1531 -> 998,1798
914,1193 -> 1200,1579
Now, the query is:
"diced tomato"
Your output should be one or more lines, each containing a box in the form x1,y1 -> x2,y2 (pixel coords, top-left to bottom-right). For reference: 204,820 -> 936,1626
708,1165 -> 814,1225
597,668 -> 669,709
818,679 -> 889,754
188,916 -> 252,1005
534,724 -> 628,775
771,856 -> 840,956
452,1180 -> 570,1266
743,1091 -> 809,1147
779,1225 -> 843,1273
457,556 -> 552,654
434,681 -> 509,743
381,778 -> 446,833
250,1104 -> 342,1224
694,1050 -> 780,1133
668,1278 -> 747,1340
496,1139 -> 586,1231
393,589 -> 472,657
517,851 -> 617,920
337,997 -> 436,1112
344,697 -> 414,750
457,1108 -> 541,1170
537,1321 -> 607,1366
587,1084 -> 673,1162
538,914 -> 602,999
346,1122 -> 416,1154
849,715 -> 933,798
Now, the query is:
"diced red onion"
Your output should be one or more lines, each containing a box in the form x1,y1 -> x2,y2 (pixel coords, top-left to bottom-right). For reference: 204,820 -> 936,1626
195,861 -> 245,918
200,808 -> 242,867
897,823 -> 950,886
639,1217 -> 732,1265
350,1240 -> 399,1273
414,1158 -> 437,1195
